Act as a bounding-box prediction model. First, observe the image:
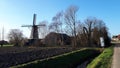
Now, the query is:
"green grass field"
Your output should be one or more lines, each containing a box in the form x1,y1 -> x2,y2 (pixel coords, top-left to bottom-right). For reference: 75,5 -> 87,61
87,46 -> 113,68
0,44 -> 13,47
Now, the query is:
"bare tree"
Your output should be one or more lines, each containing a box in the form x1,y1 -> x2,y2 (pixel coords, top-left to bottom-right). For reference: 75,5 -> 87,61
77,17 -> 110,47
49,11 -> 63,33
77,23 -> 88,46
64,5 -> 79,47
48,12 -> 64,45
92,19 -> 105,46
83,17 -> 96,47
49,22 -> 62,33
8,29 -> 24,46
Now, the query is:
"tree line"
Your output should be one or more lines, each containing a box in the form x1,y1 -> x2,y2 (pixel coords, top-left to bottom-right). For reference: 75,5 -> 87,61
7,5 -> 111,47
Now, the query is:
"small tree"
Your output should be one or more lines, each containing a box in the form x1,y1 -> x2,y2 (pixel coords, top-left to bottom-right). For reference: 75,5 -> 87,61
8,29 -> 24,46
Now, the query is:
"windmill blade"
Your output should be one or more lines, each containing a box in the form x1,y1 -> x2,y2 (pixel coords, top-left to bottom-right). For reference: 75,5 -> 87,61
36,24 -> 46,26
33,14 -> 36,26
21,25 -> 32,27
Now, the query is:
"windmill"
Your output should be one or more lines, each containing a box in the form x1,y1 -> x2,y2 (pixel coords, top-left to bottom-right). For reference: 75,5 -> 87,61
22,14 -> 45,39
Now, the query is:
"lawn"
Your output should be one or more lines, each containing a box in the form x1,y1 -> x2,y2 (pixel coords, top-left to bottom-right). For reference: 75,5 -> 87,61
87,46 -> 113,68
1,44 -> 14,47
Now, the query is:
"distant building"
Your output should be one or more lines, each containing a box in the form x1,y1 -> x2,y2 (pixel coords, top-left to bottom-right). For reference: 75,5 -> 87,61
112,35 -> 119,41
43,32 -> 71,46
0,40 -> 9,45
117,35 -> 120,40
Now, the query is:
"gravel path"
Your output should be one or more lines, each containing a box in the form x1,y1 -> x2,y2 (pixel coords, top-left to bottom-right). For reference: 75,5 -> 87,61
112,43 -> 120,68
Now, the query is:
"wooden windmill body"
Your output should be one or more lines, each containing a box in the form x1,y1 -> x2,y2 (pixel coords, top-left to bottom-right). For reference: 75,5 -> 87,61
22,14 -> 45,39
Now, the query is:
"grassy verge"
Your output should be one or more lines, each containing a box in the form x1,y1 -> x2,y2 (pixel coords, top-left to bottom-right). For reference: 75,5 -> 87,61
87,46 -> 113,68
2,44 -> 13,47
11,48 -> 101,68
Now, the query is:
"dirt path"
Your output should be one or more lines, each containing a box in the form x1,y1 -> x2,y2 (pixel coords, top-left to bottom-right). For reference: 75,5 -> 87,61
112,43 -> 120,68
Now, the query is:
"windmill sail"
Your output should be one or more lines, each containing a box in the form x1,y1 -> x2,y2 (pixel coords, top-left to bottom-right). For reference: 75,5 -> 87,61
30,14 -> 39,39
33,14 -> 36,26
